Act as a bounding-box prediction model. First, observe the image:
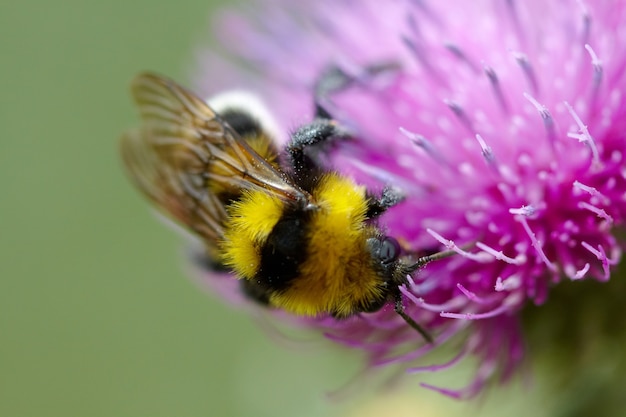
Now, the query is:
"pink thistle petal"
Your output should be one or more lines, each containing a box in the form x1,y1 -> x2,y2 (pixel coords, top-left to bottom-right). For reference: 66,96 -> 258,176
407,347 -> 468,374
192,0 -> 626,398
475,241 -> 525,265
441,293 -> 523,320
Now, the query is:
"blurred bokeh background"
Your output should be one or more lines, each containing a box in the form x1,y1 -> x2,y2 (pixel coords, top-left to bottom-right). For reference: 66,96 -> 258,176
1,0 -> 623,416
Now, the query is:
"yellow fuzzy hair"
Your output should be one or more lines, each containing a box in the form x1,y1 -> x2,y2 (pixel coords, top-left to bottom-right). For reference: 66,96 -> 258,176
269,173 -> 384,317
220,190 -> 284,279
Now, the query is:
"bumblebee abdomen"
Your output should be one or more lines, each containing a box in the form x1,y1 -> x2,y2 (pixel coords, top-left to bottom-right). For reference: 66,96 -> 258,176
219,190 -> 286,279
257,214 -> 309,290
221,195 -> 312,294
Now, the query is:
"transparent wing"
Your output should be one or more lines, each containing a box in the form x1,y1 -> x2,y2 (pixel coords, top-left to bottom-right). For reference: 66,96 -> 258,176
120,72 -> 310,242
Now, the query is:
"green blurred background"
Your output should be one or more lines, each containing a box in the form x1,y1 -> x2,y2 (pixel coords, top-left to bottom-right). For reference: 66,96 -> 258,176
1,0 -> 621,416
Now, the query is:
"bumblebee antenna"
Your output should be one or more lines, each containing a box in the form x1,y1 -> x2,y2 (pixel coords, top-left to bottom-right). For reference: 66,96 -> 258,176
408,247 -> 460,270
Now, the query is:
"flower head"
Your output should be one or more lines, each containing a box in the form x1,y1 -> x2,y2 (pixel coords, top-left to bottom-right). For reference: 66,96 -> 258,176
193,0 -> 626,398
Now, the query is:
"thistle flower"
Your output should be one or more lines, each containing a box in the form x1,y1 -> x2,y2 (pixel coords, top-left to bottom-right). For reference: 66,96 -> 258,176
193,0 -> 626,398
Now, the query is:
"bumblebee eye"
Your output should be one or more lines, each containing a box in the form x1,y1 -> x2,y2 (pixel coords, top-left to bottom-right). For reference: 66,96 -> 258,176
379,237 -> 400,264
366,236 -> 401,265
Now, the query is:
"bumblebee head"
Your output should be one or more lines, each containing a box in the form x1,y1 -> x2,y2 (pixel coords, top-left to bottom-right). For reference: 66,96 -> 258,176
366,235 -> 402,265
367,234 -> 460,344
365,235 -> 408,286
367,234 -> 458,286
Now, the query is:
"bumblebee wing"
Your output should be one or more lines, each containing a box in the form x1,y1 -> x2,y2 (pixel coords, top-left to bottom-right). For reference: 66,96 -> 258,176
120,72 -> 310,241
121,127 -> 228,241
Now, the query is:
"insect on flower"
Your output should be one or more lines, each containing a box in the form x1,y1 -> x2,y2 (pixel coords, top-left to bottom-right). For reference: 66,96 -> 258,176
120,72 -> 457,342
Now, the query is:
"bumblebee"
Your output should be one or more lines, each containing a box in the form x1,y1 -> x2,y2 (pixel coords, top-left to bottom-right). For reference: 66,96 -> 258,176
121,72 -> 449,342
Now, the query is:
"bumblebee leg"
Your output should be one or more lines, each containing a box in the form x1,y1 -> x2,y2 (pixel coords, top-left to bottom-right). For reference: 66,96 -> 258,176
394,295 -> 434,343
366,186 -> 405,219
314,63 -> 401,119
314,66 -> 353,119
286,119 -> 352,186
188,248 -> 229,272
239,279 -> 271,306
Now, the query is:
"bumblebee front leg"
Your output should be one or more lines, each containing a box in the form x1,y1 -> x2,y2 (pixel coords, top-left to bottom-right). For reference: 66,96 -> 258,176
313,63 -> 400,119
286,119 -> 352,186
288,62 -> 399,187
366,186 -> 404,219
313,66 -> 353,119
